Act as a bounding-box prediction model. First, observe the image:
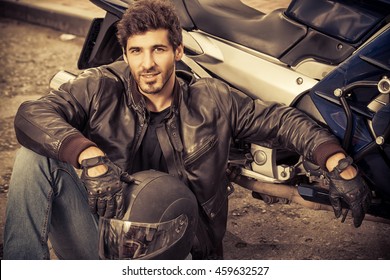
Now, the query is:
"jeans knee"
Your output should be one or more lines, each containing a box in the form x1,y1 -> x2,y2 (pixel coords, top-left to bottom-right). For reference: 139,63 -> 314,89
11,147 -> 80,195
13,147 -> 50,176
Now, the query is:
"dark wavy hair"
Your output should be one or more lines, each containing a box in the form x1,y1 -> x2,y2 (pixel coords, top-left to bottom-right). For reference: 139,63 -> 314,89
116,0 -> 182,51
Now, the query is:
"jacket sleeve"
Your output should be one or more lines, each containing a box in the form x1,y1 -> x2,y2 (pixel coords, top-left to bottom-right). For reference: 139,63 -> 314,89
208,78 -> 344,169
14,68 -> 103,167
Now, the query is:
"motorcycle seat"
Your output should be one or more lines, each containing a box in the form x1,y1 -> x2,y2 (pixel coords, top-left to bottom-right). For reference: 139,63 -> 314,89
182,0 -> 307,59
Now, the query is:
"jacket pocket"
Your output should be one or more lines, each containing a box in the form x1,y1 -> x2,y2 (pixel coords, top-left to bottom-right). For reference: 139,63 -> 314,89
201,176 -> 230,220
184,135 -> 218,167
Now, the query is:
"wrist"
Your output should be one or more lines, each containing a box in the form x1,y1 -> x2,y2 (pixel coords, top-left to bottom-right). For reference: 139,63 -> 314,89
78,147 -> 105,165
326,153 -> 346,172
326,153 -> 357,180
79,148 -> 107,177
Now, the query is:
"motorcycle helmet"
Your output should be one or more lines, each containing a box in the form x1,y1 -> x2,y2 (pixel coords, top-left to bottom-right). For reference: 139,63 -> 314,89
98,170 -> 198,260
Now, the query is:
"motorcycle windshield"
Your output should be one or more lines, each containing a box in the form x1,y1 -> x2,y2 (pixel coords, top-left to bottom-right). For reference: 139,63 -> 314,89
98,214 -> 188,259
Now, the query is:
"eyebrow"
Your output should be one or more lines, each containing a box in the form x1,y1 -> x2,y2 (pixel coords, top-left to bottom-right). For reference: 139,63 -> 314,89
127,44 -> 169,51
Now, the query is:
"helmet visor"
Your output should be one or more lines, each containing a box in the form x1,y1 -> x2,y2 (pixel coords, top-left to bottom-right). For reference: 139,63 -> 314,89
98,214 -> 188,259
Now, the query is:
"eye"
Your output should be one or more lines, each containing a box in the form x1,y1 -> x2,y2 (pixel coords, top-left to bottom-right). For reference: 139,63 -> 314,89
128,48 -> 141,55
154,47 -> 166,53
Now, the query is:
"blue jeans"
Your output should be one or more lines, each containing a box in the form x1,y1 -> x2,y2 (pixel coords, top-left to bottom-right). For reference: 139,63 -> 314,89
3,147 -> 99,259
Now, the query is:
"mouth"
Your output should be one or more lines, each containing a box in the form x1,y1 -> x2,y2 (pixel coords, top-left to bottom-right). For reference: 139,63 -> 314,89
141,72 -> 159,81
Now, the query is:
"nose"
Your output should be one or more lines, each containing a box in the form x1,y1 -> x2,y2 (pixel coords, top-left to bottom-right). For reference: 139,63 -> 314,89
141,52 -> 155,70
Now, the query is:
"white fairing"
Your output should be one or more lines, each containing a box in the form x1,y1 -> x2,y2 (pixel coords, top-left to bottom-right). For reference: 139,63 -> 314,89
182,30 -> 319,105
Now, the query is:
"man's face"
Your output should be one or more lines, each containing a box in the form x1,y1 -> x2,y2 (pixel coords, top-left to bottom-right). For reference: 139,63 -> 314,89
124,29 -> 183,95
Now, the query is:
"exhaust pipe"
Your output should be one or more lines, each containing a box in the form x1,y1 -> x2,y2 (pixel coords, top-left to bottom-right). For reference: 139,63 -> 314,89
231,174 -> 390,225
231,175 -> 333,211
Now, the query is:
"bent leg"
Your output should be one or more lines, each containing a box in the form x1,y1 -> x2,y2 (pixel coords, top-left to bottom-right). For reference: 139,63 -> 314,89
3,147 -> 98,259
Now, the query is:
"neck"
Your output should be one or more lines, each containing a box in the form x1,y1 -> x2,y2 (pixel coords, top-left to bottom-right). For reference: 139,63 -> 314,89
144,92 -> 173,112
141,70 -> 176,112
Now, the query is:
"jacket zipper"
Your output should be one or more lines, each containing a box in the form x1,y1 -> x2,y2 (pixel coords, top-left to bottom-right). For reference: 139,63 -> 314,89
128,113 -> 148,171
184,136 -> 218,167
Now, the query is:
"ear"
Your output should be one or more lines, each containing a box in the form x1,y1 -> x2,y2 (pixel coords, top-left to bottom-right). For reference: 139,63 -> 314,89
122,48 -> 128,64
175,44 -> 184,61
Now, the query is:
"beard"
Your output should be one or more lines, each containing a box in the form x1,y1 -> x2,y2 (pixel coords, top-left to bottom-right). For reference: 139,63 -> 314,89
135,64 -> 175,95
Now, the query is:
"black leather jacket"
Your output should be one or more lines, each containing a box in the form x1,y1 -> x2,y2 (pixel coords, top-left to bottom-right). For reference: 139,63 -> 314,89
14,60 -> 341,258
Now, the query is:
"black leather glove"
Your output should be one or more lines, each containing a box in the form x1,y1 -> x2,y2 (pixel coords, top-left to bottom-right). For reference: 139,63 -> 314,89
81,155 -> 134,219
326,156 -> 371,228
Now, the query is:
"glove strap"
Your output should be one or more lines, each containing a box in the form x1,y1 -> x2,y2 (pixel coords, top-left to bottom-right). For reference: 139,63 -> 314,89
330,156 -> 353,177
81,155 -> 107,169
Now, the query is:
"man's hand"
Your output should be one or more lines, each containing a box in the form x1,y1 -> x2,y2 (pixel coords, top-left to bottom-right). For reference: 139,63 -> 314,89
80,155 -> 134,219
325,155 -> 371,228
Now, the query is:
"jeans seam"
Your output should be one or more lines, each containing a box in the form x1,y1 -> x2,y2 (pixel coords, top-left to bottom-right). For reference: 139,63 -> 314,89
39,188 -> 53,260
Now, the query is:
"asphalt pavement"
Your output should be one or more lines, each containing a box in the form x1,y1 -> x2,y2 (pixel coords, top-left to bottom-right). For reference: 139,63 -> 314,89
0,0 -> 105,36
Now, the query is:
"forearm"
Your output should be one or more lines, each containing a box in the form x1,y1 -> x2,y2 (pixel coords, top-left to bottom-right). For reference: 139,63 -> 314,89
15,104 -> 96,167
14,80 -> 96,165
14,100 -> 82,160
258,104 -> 348,170
243,101 -> 344,166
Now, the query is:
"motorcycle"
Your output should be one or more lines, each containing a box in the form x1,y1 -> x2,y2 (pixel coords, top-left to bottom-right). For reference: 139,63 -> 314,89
50,0 -> 390,223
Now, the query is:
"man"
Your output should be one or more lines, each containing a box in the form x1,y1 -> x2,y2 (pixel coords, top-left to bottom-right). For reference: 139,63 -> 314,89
4,0 -> 370,260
